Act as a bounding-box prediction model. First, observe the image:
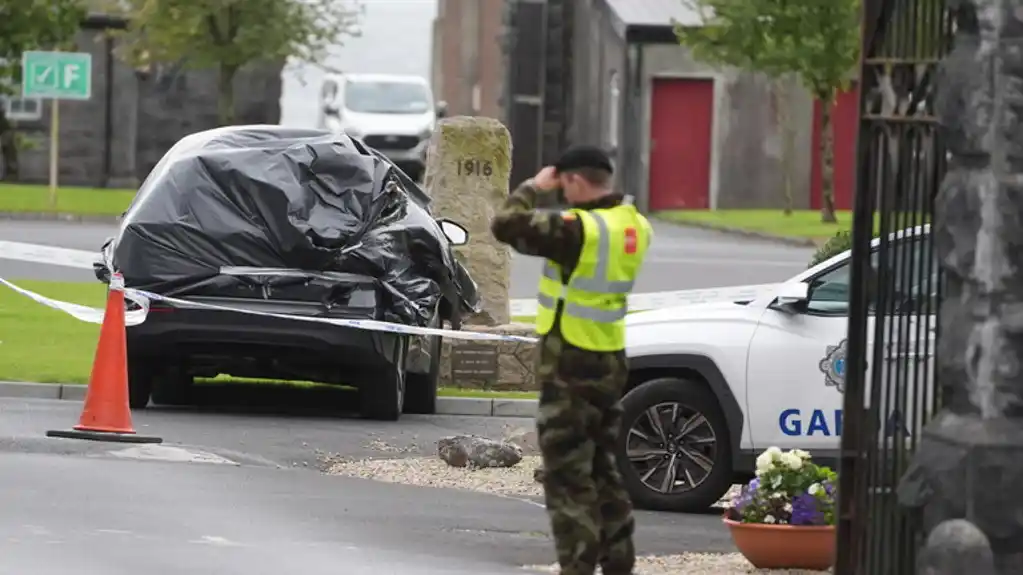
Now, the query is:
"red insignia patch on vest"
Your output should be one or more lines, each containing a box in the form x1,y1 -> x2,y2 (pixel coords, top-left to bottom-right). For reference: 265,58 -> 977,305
624,227 -> 637,254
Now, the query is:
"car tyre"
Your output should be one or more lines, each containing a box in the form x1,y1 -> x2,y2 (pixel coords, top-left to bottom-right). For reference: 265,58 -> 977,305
404,318 -> 441,415
150,367 -> 196,406
360,337 -> 408,421
128,359 -> 156,409
615,376 -> 733,513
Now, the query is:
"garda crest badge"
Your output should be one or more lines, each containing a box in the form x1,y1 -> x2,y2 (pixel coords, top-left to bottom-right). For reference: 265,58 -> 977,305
819,339 -> 847,393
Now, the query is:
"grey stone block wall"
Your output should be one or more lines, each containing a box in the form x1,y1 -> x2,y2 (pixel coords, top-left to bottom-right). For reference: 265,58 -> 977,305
13,26 -> 282,188
896,0 -> 1023,573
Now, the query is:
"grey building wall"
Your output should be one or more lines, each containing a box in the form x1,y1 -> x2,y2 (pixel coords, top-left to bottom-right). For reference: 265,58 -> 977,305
569,0 -> 626,186
14,26 -> 282,188
635,43 -> 814,211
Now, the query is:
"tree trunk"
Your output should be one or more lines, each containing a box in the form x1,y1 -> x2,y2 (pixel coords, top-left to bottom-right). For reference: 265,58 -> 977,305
217,63 -> 238,126
0,109 -> 19,181
819,99 -> 838,223
775,77 -> 796,216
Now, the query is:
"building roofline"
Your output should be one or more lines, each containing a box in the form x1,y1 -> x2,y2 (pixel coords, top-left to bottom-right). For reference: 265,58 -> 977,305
597,0 -> 690,45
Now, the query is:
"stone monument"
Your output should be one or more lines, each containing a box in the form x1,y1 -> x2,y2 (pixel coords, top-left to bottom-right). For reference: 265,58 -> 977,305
423,116 -> 538,392
896,1 -> 1023,572
422,116 -> 512,327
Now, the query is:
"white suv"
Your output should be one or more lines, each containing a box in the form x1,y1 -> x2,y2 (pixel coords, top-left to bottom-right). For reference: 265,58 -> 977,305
617,226 -> 937,512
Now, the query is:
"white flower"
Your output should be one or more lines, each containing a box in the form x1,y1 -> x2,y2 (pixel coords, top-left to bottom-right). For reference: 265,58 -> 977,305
781,452 -> 803,470
755,447 -> 784,476
784,503 -> 793,513
809,483 -> 823,496
792,449 -> 812,460
764,515 -> 776,524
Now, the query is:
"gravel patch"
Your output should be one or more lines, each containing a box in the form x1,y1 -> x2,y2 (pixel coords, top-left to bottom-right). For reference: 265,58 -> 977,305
523,554 -> 831,574
324,452 -> 743,506
324,455 -> 546,498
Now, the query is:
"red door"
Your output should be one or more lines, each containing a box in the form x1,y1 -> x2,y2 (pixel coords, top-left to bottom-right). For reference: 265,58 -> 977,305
810,86 -> 860,211
648,78 -> 714,210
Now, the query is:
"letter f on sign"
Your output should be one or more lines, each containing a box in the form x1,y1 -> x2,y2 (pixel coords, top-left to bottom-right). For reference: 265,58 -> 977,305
63,64 -> 79,88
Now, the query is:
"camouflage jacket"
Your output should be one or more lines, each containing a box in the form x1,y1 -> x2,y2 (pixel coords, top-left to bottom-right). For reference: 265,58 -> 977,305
490,181 -> 628,387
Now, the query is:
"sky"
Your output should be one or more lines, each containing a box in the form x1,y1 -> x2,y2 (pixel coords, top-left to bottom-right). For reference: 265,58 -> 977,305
279,0 -> 439,128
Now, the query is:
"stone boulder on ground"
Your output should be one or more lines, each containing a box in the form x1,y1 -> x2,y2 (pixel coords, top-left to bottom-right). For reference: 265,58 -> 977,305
437,435 -> 523,469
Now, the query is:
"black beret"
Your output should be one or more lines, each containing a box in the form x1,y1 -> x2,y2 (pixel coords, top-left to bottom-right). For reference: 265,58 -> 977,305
554,145 -> 614,174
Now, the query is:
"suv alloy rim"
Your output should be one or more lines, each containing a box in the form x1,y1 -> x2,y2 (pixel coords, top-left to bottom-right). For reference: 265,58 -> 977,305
625,402 -> 718,494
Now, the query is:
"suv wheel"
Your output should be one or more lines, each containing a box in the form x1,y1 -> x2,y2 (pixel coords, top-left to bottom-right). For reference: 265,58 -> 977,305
615,376 -> 733,513
360,337 -> 407,421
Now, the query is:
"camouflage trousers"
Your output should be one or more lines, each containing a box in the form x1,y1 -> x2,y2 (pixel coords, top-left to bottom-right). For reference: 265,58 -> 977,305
536,374 -> 636,575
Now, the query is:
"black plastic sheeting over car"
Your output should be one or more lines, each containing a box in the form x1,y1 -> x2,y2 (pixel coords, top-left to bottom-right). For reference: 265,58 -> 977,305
99,125 -> 481,326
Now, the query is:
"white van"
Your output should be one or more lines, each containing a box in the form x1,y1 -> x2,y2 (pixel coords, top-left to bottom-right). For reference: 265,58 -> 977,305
319,73 -> 447,182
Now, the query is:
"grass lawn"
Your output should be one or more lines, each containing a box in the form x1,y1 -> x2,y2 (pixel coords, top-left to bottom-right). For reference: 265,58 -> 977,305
0,280 -> 536,398
0,183 -> 135,216
656,209 -> 868,240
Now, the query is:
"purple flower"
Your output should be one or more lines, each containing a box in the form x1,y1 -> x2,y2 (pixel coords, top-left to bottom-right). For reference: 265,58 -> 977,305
823,480 -> 836,497
790,493 -> 825,526
732,477 -> 760,511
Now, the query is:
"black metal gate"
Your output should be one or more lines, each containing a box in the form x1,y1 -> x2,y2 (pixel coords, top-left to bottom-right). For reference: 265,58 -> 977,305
836,0 -> 952,573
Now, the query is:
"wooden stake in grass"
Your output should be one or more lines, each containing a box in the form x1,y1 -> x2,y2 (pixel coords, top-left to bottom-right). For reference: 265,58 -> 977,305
48,98 -> 59,209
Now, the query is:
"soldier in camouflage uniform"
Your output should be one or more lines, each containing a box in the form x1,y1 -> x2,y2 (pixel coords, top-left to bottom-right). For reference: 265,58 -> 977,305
491,146 -> 653,575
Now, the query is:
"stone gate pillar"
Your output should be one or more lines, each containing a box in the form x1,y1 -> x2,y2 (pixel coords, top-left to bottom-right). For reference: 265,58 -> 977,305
422,116 -> 513,326
897,1 -> 1023,573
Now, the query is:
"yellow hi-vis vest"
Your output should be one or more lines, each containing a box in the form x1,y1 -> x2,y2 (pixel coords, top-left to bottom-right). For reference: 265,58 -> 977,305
535,204 -> 653,352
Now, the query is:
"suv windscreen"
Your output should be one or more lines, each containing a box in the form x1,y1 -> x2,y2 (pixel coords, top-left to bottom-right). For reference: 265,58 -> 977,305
344,81 -> 430,115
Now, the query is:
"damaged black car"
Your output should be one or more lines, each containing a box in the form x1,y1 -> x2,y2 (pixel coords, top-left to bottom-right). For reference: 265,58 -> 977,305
94,125 -> 481,421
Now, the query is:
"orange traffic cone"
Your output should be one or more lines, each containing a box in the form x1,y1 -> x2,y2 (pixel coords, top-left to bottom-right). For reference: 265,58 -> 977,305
46,272 -> 162,444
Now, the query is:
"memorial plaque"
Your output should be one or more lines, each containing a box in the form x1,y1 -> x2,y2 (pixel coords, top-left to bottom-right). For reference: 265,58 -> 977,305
450,343 -> 500,383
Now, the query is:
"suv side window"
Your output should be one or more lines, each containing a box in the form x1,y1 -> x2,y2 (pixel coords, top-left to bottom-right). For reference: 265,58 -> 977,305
806,262 -> 852,315
803,237 -> 938,316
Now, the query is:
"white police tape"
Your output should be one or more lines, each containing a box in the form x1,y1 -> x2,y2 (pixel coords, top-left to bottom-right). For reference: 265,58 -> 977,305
509,283 -> 781,317
0,276 -> 539,343
0,276 -> 150,326
0,241 -> 781,318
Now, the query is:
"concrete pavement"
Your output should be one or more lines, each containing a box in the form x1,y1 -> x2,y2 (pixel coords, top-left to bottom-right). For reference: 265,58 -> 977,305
0,397 -> 734,574
0,219 -> 815,295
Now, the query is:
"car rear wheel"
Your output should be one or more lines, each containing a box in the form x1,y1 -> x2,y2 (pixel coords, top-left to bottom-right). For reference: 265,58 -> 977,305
615,376 -> 733,513
360,337 -> 407,421
150,366 -> 196,406
128,360 -> 156,409
404,318 -> 441,414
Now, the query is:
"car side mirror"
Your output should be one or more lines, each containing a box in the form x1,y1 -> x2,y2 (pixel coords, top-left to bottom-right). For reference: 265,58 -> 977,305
772,282 -> 809,313
438,218 -> 468,246
436,101 -> 448,119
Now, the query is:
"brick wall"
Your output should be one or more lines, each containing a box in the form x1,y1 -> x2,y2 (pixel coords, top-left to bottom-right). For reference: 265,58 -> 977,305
434,0 -> 505,121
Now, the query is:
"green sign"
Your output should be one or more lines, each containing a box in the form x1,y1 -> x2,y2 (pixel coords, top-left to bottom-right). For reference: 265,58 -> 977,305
21,51 -> 92,100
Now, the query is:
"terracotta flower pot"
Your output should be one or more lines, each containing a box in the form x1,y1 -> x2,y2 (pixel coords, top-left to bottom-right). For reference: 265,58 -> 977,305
724,517 -> 836,570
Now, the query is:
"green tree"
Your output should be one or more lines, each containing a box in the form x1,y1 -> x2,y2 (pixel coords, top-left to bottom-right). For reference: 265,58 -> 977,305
106,0 -> 362,126
0,0 -> 85,180
676,0 -> 861,223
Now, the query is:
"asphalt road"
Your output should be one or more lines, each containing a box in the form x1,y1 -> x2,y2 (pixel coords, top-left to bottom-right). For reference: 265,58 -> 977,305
0,220 -> 815,295
0,398 -> 733,574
